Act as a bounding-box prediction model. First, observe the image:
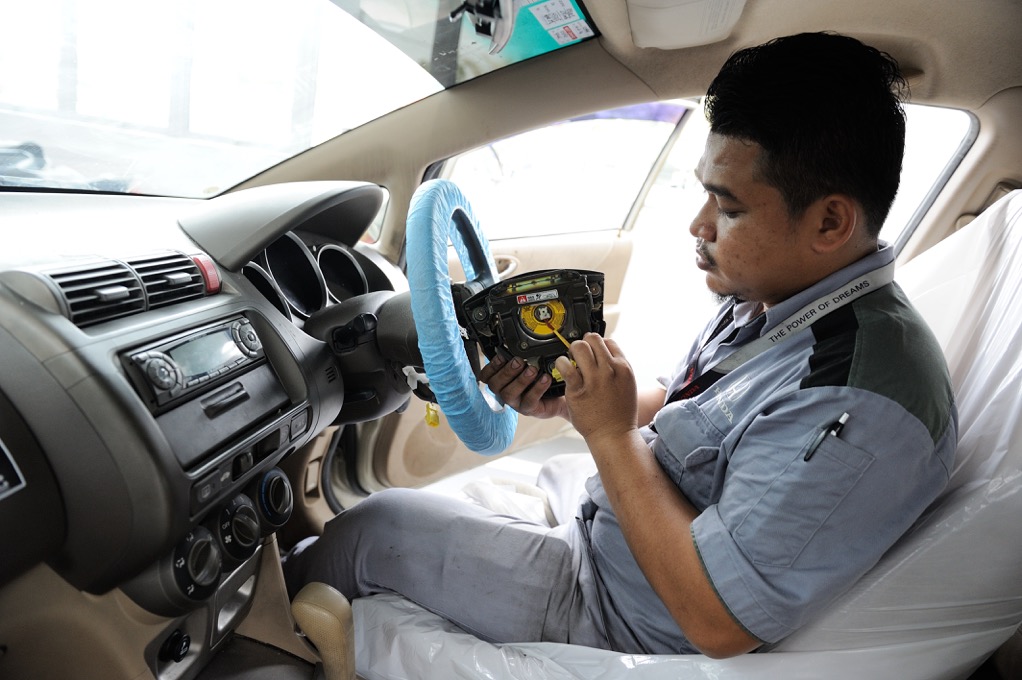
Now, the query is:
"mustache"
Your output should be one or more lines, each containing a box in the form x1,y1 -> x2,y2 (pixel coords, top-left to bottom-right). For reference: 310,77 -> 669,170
696,239 -> 716,267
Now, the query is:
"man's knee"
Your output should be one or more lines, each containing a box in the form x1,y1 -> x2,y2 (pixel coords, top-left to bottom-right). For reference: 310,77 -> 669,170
327,487 -> 421,534
351,486 -> 419,517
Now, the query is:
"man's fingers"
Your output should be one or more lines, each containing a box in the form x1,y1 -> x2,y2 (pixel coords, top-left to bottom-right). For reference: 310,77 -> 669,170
554,355 -> 580,388
569,333 -> 619,373
484,355 -> 530,392
517,372 -> 552,413
477,354 -> 505,382
481,355 -> 552,411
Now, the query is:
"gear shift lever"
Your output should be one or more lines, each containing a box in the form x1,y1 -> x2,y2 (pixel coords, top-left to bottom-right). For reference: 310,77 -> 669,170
291,582 -> 356,680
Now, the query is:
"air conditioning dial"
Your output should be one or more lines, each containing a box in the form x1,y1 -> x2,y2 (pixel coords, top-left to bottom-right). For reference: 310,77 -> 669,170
172,526 -> 221,601
252,467 -> 294,533
216,494 -> 261,562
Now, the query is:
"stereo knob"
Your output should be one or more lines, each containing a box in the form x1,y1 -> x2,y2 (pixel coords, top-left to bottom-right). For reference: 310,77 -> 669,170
232,320 -> 262,357
187,538 -> 220,588
233,505 -> 260,547
144,356 -> 179,390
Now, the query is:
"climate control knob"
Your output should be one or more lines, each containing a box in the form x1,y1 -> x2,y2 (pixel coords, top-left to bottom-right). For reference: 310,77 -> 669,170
252,468 -> 294,533
172,526 -> 221,601
216,494 -> 261,562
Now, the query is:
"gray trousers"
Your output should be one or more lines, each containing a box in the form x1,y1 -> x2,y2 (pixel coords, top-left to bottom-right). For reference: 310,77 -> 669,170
284,455 -> 611,648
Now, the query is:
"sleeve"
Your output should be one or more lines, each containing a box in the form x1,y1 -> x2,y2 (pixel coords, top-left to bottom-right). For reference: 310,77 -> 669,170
690,386 -> 953,643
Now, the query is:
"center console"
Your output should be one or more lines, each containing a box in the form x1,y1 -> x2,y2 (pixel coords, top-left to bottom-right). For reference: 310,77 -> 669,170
116,311 -> 316,679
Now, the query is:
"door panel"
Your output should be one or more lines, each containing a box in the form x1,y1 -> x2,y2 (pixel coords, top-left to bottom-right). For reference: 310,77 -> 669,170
494,254 -> 519,279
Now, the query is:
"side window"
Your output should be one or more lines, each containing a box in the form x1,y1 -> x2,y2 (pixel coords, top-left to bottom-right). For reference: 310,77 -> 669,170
884,104 -> 975,246
445,100 -> 972,247
443,102 -> 692,240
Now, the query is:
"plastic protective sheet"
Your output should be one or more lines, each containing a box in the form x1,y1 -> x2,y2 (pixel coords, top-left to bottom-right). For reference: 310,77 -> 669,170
354,594 -> 1006,680
405,179 -> 517,455
355,190 -> 1022,679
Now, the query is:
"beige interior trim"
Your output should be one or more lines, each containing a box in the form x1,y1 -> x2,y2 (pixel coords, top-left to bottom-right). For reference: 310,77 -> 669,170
0,564 -> 169,679
235,535 -> 319,664
278,427 -> 343,547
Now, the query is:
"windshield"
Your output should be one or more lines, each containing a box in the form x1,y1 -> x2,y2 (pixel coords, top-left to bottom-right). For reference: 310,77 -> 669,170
0,0 -> 596,197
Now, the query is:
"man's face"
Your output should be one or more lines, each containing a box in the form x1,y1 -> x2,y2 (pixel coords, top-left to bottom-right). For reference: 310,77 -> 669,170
690,133 -> 818,308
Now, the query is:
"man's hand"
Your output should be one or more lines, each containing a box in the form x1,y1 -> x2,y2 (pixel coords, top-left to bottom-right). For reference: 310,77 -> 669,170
477,354 -> 569,420
553,334 -> 638,443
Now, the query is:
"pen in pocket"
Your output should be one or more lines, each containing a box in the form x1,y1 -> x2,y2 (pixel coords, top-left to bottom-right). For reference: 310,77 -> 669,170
804,412 -> 850,461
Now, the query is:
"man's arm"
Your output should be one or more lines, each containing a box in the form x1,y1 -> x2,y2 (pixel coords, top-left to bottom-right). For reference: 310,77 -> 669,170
555,334 -> 760,658
637,383 -> 667,427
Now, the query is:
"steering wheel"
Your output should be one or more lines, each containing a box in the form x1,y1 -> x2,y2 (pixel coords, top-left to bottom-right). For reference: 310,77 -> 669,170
405,179 -> 518,455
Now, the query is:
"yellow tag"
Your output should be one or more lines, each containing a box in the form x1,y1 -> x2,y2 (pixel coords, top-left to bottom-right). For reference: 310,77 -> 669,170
425,402 -> 440,428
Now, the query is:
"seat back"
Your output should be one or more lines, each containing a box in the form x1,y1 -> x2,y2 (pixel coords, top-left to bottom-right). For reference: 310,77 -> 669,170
773,190 -> 1022,667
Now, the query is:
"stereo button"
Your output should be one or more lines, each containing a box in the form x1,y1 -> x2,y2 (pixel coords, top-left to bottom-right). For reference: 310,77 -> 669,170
233,321 -> 262,356
146,358 -> 179,390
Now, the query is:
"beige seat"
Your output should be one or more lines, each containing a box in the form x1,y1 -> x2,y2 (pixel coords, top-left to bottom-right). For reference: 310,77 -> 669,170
352,190 -> 1022,680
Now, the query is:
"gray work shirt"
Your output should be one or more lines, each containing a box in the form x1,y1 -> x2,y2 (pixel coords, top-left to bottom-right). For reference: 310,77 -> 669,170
580,243 -> 958,654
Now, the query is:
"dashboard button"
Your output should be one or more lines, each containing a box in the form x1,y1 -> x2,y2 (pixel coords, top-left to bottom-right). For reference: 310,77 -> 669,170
290,409 -> 310,439
231,319 -> 261,353
145,357 -> 179,390
191,470 -> 221,511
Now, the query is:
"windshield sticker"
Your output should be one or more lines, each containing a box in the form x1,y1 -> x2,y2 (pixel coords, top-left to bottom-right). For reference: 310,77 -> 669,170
0,438 -> 26,503
529,0 -> 595,45
549,20 -> 595,45
501,0 -> 597,60
530,0 -> 582,29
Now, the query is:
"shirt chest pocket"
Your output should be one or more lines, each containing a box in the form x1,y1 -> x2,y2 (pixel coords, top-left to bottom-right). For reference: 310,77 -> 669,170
652,401 -> 727,511
680,447 -> 723,509
731,434 -> 875,568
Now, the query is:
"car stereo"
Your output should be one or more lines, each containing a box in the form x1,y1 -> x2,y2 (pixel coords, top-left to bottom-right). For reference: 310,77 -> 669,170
123,316 -> 265,412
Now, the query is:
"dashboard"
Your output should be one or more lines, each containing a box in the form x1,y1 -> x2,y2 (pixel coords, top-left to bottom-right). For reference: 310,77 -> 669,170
0,181 -> 410,678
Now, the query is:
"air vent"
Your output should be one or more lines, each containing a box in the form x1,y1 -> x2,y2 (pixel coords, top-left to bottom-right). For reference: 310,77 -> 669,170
42,251 -> 217,328
129,252 -> 205,309
48,260 -> 145,327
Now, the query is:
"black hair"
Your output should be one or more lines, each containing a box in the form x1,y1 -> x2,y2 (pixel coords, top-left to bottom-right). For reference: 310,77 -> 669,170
704,32 -> 907,237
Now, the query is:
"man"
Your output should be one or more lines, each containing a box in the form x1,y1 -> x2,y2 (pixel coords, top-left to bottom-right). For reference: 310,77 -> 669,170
284,32 -> 957,658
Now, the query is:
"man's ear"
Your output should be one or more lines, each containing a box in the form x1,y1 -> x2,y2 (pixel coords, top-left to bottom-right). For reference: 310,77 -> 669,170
811,195 -> 859,254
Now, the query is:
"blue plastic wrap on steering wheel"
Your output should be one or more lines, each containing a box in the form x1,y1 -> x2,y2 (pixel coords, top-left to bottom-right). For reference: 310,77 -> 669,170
406,179 -> 517,455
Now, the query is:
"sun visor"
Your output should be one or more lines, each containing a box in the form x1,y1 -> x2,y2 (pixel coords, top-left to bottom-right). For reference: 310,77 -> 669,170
626,0 -> 746,49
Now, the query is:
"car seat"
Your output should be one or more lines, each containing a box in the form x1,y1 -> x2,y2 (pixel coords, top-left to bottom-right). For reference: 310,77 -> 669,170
350,189 -> 1022,680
